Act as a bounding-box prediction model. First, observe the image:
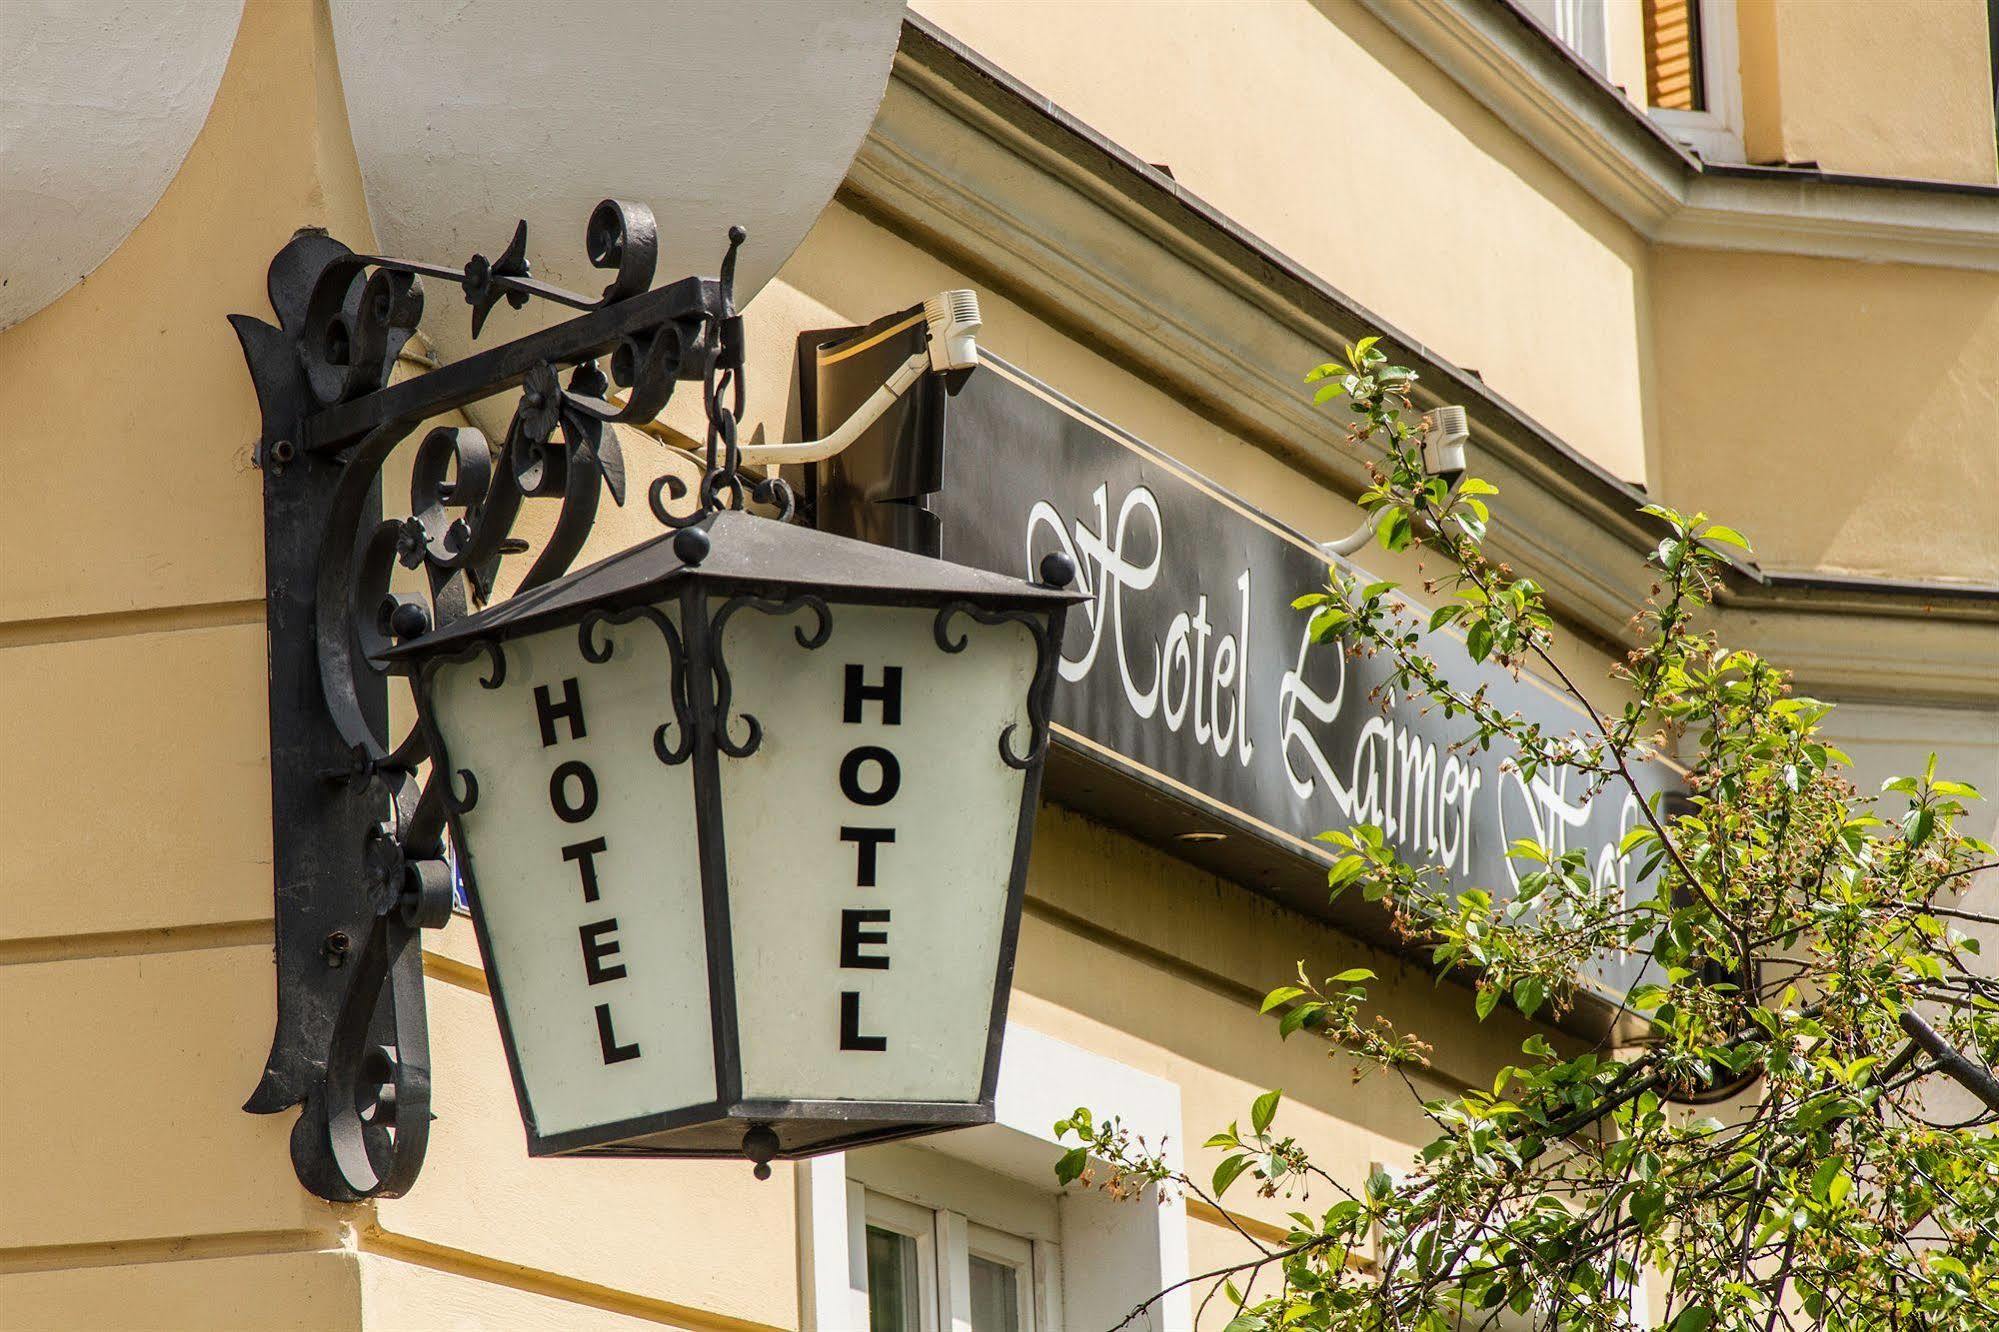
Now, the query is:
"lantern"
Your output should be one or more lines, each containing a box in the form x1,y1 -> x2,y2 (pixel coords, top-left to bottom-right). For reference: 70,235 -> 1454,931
389,510 -> 1078,1174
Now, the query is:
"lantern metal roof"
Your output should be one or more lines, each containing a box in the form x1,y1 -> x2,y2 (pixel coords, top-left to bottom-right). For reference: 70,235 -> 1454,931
385,509 -> 1080,665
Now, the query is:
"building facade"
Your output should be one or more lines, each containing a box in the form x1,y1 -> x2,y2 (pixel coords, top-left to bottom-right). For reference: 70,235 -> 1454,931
3,1 -> 1995,1329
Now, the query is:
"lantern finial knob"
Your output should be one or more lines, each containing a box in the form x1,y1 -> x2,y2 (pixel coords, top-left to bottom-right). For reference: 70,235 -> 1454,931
742,1123 -> 779,1181
673,526 -> 711,568
1038,550 -> 1076,589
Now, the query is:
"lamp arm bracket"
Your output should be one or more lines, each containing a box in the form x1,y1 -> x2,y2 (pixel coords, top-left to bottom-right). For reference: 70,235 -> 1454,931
233,201 -> 763,1202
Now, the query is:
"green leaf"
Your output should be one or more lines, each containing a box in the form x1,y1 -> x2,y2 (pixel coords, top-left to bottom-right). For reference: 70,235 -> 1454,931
1700,524 -> 1750,551
1466,619 -> 1494,663
1213,1152 -> 1253,1197
1278,1003 -> 1322,1039
1513,977 -> 1547,1019
1475,986 -> 1500,1022
1054,1146 -> 1088,1185
1251,1087 -> 1283,1134
1330,967 -> 1376,984
1261,986 -> 1307,1014
1928,1253 -> 1970,1280
1327,854 -> 1368,894
1629,982 -> 1669,1012
1638,502 -> 1684,528
1669,1307 -> 1715,1332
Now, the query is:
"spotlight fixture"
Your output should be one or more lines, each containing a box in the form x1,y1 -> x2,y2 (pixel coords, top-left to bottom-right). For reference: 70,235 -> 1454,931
1322,404 -> 1471,557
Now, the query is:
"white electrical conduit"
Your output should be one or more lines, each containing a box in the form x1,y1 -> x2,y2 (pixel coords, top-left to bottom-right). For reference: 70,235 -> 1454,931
730,348 -> 931,465
607,347 -> 934,473
1322,509 -> 1384,557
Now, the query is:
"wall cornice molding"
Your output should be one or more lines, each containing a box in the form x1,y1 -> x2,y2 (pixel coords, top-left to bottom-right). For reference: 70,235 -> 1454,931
1359,0 -> 1999,272
844,18 -> 1998,707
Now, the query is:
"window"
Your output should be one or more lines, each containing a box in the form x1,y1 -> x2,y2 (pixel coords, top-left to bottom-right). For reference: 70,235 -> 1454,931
1518,0 -> 1610,74
795,1028 -> 1187,1331
1643,0 -> 1705,111
863,1160 -> 1071,1328
967,1224 -> 1036,1332
1641,0 -> 1744,162
865,1194 -> 939,1332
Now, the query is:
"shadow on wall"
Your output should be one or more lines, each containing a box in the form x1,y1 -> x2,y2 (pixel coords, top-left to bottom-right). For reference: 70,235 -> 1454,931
1651,251 -> 1999,584
1012,805 -> 1547,1173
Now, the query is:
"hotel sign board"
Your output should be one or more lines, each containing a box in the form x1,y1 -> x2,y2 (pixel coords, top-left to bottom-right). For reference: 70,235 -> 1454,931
804,317 -> 1681,1002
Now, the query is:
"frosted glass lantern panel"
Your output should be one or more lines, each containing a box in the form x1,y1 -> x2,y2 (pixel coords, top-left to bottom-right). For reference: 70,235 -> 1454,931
718,602 -> 1036,1104
428,608 -> 717,1140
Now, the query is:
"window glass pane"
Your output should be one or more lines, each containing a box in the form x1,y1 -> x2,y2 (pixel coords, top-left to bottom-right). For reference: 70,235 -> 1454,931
1644,0 -> 1707,111
867,1226 -> 922,1332
1514,0 -> 1608,73
968,1254 -> 1023,1332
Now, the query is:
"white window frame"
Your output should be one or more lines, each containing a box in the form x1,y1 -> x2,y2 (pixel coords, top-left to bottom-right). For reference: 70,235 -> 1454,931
865,1191 -> 944,1332
1646,0 -> 1745,163
1515,0 -> 1610,74
860,1186 -> 1061,1332
966,1220 -> 1059,1332
1549,0 -> 1610,74
797,1024 -> 1191,1332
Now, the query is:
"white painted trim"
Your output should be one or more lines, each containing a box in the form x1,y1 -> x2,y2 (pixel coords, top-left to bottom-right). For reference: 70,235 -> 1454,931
967,1220 -> 1044,1332
1646,0 -> 1745,164
1514,0 -> 1609,73
1354,0 -> 1999,269
952,1024 -> 1191,1332
1031,1237 -> 1065,1332
936,1209 -> 974,1332
797,1157 -> 872,1331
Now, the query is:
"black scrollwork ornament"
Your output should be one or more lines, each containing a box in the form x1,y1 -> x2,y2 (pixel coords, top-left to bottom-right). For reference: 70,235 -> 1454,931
234,200 -> 772,1202
706,592 -> 833,758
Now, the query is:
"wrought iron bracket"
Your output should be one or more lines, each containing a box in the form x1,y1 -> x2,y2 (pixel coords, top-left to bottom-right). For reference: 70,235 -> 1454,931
232,201 -> 763,1201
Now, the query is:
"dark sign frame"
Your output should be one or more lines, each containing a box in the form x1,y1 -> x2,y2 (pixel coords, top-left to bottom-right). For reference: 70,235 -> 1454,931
802,313 -> 1684,1026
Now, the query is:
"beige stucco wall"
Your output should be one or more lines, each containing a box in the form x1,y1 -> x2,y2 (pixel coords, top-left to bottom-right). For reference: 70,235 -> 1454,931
1649,247 -> 1999,583
0,5 -> 349,1327
915,0 -> 1660,489
915,0 -> 1999,589
1736,0 -> 1998,184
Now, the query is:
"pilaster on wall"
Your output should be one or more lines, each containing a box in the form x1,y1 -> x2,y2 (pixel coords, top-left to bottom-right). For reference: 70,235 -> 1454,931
1739,0 -> 1999,185
0,5 -> 410,1329
0,0 -> 377,1303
